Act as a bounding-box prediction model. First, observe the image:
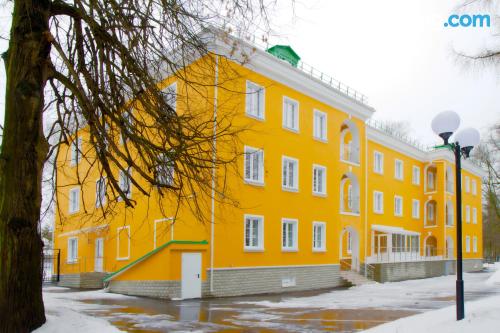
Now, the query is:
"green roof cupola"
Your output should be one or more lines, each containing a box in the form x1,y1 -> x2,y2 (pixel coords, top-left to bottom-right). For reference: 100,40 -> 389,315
266,45 -> 301,67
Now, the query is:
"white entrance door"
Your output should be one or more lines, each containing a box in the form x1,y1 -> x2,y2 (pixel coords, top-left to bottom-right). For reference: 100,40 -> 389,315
181,253 -> 202,299
94,238 -> 104,272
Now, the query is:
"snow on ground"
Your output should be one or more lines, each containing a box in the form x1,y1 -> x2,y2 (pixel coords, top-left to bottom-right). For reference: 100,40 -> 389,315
486,262 -> 500,285
361,294 -> 500,333
238,272 -> 497,311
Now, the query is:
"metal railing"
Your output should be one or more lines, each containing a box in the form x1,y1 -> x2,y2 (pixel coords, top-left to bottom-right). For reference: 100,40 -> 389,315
342,196 -> 360,214
60,256 -> 108,274
367,247 -> 452,264
341,143 -> 360,164
366,119 -> 432,152
42,249 -> 60,283
364,263 -> 376,280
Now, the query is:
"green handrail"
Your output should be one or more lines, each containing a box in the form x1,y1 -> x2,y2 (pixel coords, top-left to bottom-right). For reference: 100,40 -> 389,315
103,239 -> 208,282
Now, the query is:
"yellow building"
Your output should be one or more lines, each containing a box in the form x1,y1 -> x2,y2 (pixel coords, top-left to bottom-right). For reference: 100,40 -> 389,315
53,32 -> 485,298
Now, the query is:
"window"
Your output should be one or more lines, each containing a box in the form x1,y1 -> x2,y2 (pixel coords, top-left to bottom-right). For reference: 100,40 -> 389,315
347,231 -> 352,253
472,207 -> 477,224
154,218 -> 173,249
465,235 -> 471,253
244,146 -> 264,185
412,199 -> 420,219
373,151 -> 384,174
394,159 -> 403,180
312,165 -> 327,195
373,191 -> 384,214
282,156 -> 299,191
67,237 -> 78,263
427,171 -> 435,190
69,187 -> 80,214
283,97 -> 299,131
313,110 -> 327,141
472,180 -> 477,195
244,215 -> 264,251
282,219 -> 298,251
312,222 -> 326,251
473,236 -> 478,253
394,195 -> 403,216
246,81 -> 264,119
427,202 -> 435,221
446,202 -> 454,226
465,176 -> 470,193
156,154 -> 175,186
117,226 -> 131,260
120,110 -> 133,144
412,166 -> 420,185
466,205 -> 471,223
162,82 -> 177,112
347,185 -> 353,209
95,177 -> 106,207
70,137 -> 82,166
118,168 -> 132,200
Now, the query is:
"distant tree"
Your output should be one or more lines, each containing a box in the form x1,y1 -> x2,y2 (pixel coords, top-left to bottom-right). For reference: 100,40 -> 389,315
0,0 -> 274,331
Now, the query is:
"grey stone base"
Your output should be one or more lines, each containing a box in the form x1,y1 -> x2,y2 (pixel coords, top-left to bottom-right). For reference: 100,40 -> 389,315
107,264 -> 343,299
58,272 -> 107,289
371,258 -> 483,283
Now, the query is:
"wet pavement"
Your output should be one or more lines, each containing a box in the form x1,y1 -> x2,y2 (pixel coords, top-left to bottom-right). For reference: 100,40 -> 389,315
44,269 -> 500,332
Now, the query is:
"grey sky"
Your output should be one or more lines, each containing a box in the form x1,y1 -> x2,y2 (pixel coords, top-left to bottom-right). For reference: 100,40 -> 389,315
1,0 -> 499,146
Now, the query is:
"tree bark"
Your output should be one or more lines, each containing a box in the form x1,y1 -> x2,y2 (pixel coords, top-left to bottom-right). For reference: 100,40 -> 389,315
0,0 -> 51,331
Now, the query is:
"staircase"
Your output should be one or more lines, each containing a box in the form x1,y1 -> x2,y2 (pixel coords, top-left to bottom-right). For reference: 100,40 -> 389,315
340,270 -> 376,286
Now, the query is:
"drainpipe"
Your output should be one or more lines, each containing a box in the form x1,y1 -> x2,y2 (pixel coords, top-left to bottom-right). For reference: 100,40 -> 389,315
364,124 -> 368,277
210,55 -> 219,293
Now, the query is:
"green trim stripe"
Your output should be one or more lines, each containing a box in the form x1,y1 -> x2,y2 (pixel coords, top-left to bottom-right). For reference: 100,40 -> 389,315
103,240 -> 208,282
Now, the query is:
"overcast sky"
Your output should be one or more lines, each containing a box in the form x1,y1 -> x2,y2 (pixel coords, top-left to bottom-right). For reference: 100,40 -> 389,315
1,0 -> 498,146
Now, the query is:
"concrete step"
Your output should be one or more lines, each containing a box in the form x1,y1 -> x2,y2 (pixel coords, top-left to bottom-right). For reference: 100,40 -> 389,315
340,270 -> 376,286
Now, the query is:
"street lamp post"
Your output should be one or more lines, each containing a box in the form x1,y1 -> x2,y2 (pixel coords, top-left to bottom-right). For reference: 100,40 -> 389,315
431,111 -> 480,321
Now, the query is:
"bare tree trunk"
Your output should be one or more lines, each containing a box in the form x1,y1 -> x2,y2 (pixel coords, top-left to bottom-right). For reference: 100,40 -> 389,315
0,0 -> 51,331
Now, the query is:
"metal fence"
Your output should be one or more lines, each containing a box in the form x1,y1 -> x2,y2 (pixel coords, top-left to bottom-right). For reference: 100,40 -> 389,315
42,249 -> 60,283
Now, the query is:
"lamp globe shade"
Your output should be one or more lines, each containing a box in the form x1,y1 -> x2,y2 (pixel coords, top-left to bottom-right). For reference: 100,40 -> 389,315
431,110 -> 461,137
455,127 -> 480,148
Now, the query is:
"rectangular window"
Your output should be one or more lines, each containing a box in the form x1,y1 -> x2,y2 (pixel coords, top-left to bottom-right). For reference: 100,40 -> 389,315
472,180 -> 477,195
312,164 -> 327,195
465,176 -> 470,193
465,235 -> 471,253
70,137 -> 82,166
427,203 -> 435,221
67,237 -> 78,263
412,166 -> 420,185
373,151 -> 384,174
395,159 -> 404,180
244,146 -> 264,185
95,177 -> 106,207
283,97 -> 299,131
69,187 -> 80,214
313,110 -> 327,141
412,199 -> 420,219
246,81 -> 265,119
120,110 -> 134,145
282,156 -> 299,191
117,226 -> 131,260
282,219 -> 298,251
427,171 -> 435,190
118,168 -> 132,200
156,154 -> 175,186
472,207 -> 477,224
373,191 -> 384,214
244,215 -> 264,250
162,82 -> 177,112
466,205 -> 471,223
394,195 -> 403,216
312,222 -> 326,251
473,236 -> 478,253
154,218 -> 173,249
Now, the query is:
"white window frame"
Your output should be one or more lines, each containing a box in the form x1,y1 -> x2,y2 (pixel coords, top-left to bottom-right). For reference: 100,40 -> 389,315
427,202 -> 435,222
473,236 -> 478,253
472,180 -> 477,195
412,199 -> 420,219
116,226 -> 131,260
466,205 -> 471,223
373,151 -> 384,174
162,82 -> 177,112
156,153 -> 175,186
282,156 -> 299,192
373,191 -> 384,214
427,171 -> 435,191
244,214 -> 264,251
245,80 -> 265,120
153,217 -> 174,249
412,166 -> 420,185
465,176 -> 470,193
282,96 -> 299,132
67,237 -> 78,263
120,110 -> 134,145
394,159 -> 404,180
313,109 -> 327,141
312,164 -> 327,196
70,137 -> 82,166
394,195 -> 403,217
281,218 -> 298,252
472,207 -> 477,224
243,146 -> 264,185
118,168 -> 132,200
312,222 -> 326,252
68,187 -> 80,214
465,235 -> 471,253
95,177 -> 107,207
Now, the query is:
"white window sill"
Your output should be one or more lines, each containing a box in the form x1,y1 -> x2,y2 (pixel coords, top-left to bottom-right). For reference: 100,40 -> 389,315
116,257 -> 130,261
394,177 -> 404,182
282,187 -> 299,193
374,170 -> 384,175
282,248 -> 298,252
312,192 -> 327,198
313,137 -> 328,143
424,190 -> 437,194
244,180 -> 265,187
68,211 -> 79,215
340,159 -> 360,167
66,260 -> 78,264
244,248 -> 264,252
283,126 -> 300,134
340,211 -> 360,217
312,249 -> 327,253
394,214 -> 403,217
412,216 -> 420,220
245,113 -> 265,122
374,211 -> 384,215
446,224 -> 455,227
424,225 -> 438,228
